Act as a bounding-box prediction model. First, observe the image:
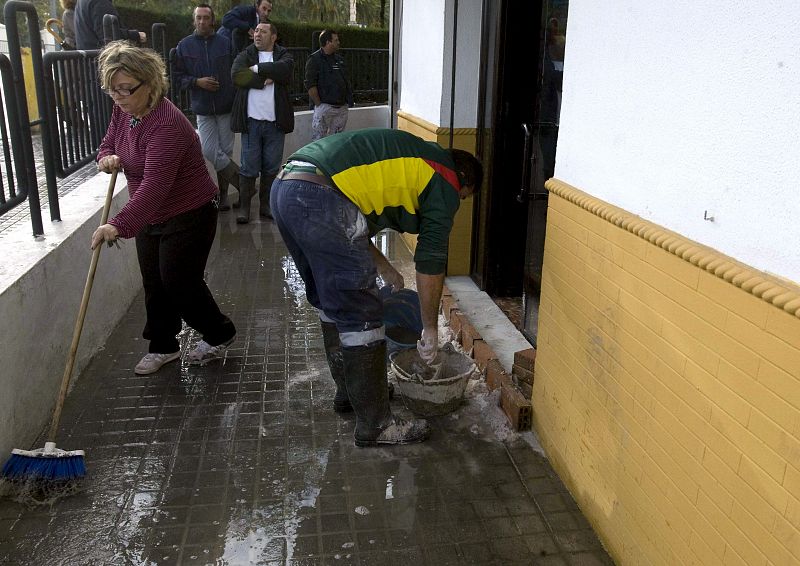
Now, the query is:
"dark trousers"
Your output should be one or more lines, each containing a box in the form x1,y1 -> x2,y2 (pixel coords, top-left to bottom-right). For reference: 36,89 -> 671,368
271,178 -> 384,347
135,201 -> 236,353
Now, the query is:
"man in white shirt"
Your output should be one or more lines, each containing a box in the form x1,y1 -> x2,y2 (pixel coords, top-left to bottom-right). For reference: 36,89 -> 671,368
230,22 -> 295,223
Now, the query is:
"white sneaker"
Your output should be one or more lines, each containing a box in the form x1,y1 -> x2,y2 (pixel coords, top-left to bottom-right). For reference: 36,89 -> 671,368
186,338 -> 233,365
134,351 -> 180,375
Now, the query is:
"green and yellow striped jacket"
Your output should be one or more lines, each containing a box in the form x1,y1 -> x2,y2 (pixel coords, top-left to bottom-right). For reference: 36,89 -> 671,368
286,128 -> 463,275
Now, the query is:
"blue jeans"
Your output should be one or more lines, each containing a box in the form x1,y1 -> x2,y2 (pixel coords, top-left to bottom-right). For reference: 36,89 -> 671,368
271,178 -> 384,346
240,118 -> 285,178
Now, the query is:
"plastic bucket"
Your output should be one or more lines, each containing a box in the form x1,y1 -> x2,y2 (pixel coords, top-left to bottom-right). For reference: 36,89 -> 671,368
389,344 -> 476,416
381,288 -> 423,357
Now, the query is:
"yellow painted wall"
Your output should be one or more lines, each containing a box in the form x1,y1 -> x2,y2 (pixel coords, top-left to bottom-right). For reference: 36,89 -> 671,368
395,110 -> 476,276
533,178 -> 800,566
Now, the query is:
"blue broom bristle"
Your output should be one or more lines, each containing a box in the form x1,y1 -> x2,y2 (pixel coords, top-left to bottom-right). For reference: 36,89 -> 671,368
2,453 -> 86,481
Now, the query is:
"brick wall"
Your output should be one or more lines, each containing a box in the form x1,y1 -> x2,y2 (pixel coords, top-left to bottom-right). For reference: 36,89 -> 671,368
533,179 -> 800,565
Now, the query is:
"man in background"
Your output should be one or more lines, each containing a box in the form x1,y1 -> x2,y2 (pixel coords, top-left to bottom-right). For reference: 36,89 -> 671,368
75,0 -> 146,50
174,4 -> 240,210
231,22 -> 294,223
305,30 -> 353,141
219,0 -> 273,53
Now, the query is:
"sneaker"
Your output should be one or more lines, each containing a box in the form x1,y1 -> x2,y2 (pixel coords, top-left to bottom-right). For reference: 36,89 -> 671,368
135,351 -> 180,375
187,338 -> 234,365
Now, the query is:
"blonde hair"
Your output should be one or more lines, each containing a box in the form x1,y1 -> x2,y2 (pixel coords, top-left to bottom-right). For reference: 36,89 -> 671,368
97,41 -> 169,111
60,0 -> 76,10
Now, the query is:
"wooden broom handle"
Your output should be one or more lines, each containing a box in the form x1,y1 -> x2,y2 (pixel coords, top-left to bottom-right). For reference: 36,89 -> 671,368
48,171 -> 118,441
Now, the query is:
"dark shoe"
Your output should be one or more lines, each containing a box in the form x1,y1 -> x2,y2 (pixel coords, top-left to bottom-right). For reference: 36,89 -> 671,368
220,161 -> 240,190
342,340 -> 430,446
259,173 -> 276,218
321,320 -> 352,413
236,176 -> 256,224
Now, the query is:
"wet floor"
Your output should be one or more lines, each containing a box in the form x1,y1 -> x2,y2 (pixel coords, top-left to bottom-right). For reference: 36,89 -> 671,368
0,212 -> 613,565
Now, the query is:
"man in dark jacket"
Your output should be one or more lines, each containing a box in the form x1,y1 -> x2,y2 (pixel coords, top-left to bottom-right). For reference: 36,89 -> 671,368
219,0 -> 272,53
305,30 -> 353,141
174,4 -> 240,210
74,0 -> 145,50
231,21 -> 294,224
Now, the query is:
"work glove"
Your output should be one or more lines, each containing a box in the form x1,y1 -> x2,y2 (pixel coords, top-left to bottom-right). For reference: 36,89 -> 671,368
417,328 -> 438,364
380,264 -> 404,292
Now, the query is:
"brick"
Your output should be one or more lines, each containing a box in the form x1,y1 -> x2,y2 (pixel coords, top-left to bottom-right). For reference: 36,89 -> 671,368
471,339 -> 497,370
448,310 -> 464,343
517,379 -> 532,400
500,382 -> 532,431
459,318 -> 481,354
485,359 -> 510,391
513,348 -> 537,371
512,363 -> 534,386
441,294 -> 458,322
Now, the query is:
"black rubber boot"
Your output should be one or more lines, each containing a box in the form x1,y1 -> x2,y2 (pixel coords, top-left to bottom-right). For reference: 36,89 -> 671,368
216,171 -> 231,211
220,161 -> 240,190
342,340 -> 430,447
259,173 -> 276,218
236,176 -> 256,224
321,321 -> 352,413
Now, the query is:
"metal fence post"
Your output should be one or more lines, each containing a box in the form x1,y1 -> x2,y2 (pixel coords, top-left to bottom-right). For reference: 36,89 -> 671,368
151,23 -> 168,62
102,13 -> 121,44
3,0 -> 46,235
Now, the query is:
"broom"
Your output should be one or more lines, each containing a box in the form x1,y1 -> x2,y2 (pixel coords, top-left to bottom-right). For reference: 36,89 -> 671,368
2,171 -> 118,484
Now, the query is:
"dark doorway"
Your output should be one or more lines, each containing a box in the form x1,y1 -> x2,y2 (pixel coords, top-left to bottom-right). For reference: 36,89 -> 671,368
473,0 -> 568,346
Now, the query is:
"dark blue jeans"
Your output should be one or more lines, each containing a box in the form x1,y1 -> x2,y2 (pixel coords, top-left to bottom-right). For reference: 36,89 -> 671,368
135,200 -> 236,353
270,178 -> 384,347
240,118 -> 285,179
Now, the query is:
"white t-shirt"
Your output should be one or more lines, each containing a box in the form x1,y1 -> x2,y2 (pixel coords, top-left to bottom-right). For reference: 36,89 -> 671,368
247,50 -> 276,121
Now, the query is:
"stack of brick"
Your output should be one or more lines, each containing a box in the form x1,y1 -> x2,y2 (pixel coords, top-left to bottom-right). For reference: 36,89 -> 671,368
511,348 -> 536,399
441,285 -> 533,431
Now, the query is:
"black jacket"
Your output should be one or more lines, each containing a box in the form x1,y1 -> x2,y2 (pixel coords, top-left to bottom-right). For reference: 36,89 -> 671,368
74,0 -> 139,50
174,32 -> 236,116
231,43 -> 294,134
304,49 -> 353,107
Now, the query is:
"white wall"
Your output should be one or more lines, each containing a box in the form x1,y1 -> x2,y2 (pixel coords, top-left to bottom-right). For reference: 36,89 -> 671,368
284,105 -> 390,156
398,0 -> 482,128
555,2 -> 800,283
440,0 -> 482,128
399,0 -> 446,125
0,175 -> 141,459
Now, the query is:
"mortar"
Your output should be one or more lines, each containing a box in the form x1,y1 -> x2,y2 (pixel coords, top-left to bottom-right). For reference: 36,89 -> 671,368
389,343 -> 476,416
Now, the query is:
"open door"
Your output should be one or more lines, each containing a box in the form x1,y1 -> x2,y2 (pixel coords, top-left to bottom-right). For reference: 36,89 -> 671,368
520,3 -> 567,346
473,0 -> 568,345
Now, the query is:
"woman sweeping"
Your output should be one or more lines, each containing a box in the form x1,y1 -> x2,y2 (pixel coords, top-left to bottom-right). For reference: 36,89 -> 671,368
91,41 -> 236,375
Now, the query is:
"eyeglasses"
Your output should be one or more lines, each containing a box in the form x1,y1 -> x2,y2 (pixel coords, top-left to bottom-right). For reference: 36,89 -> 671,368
103,83 -> 143,97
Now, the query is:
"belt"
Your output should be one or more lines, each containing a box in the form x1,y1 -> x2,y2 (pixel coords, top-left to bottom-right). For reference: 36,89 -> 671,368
276,168 -> 333,188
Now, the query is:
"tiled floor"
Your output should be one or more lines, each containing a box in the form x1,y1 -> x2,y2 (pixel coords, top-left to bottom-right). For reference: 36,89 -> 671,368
0,212 -> 614,565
